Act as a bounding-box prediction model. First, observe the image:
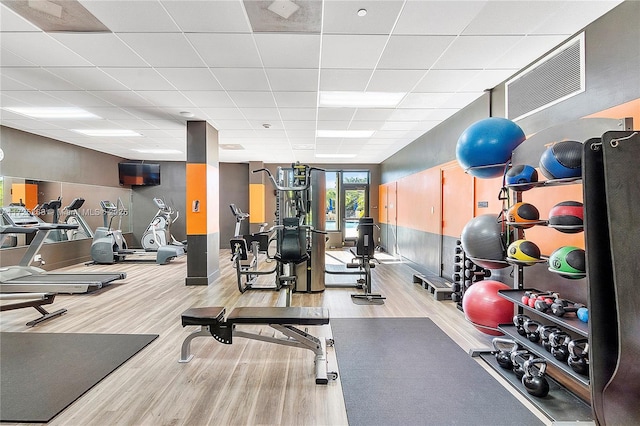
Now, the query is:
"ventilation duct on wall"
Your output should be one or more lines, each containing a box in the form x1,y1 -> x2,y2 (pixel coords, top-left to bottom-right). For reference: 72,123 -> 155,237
506,33 -> 585,121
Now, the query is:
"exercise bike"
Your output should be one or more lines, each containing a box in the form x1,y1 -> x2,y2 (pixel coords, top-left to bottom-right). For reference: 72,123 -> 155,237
347,217 -> 385,302
141,198 -> 186,252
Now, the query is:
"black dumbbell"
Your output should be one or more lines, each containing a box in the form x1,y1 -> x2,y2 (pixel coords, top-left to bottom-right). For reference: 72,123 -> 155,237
524,319 -> 543,343
512,314 -> 530,336
550,299 -> 585,317
522,358 -> 550,397
568,338 -> 589,376
549,331 -> 571,362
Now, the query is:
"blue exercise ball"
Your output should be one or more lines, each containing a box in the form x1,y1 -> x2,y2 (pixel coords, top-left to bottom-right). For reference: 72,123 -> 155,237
456,118 -> 526,179
505,164 -> 538,190
539,141 -> 582,180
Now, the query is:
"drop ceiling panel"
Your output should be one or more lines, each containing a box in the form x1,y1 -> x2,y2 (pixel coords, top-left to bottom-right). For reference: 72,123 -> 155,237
2,90 -> 68,108
254,34 -> 321,69
393,1 -> 487,35
273,92 -> 317,108
433,35 -> 523,69
187,34 -> 263,68
87,91 -> 155,108
490,35 -> 570,69
117,33 -> 205,68
51,33 -> 148,67
317,108 -> 357,121
322,0 -> 403,35
101,68 -> 176,90
239,108 -> 281,120
200,108 -> 247,120
1,68 -> 80,91
0,4 -> 40,31
155,68 -> 223,91
41,90 -> 114,107
161,0 -> 251,33
0,48 -> 36,67
181,91 -> 235,107
377,35 -> 455,70
532,1 -> 623,35
413,69 -> 482,92
211,68 -> 270,91
321,35 -> 388,69
137,91 -> 195,108
319,69 -> 371,91
366,69 -> 427,92
228,91 -> 277,108
266,69 -> 319,91
1,33 -> 92,67
45,68 -> 129,91
80,0 -> 180,32
462,1 -> 561,35
279,108 -> 317,121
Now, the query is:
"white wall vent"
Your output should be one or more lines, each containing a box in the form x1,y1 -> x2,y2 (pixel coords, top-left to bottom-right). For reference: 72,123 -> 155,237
506,33 -> 585,121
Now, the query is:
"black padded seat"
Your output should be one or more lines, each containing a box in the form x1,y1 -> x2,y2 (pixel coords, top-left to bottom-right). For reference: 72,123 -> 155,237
181,307 -> 226,326
227,307 -> 329,325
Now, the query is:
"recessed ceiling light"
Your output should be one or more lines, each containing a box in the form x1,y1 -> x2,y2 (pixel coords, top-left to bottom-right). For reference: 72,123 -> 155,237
357,9 -> 367,17
319,91 -> 405,108
293,144 -> 315,150
179,111 -> 195,118
72,129 -> 141,137
316,130 -> 375,138
315,153 -> 357,158
3,107 -> 101,119
132,149 -> 182,154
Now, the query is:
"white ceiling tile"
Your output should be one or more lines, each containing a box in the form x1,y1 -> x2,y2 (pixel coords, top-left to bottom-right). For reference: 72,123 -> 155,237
317,121 -> 349,130
399,93 -> 452,109
41,91 -> 114,107
380,121 -> 421,131
2,90 -> 70,107
317,108 -> 355,121
323,1 -> 403,35
531,1 -> 623,35
348,121 -> 384,131
211,68 -> 270,91
182,91 -> 235,108
367,70 -> 427,92
162,0 -> 250,33
387,109 -> 433,121
254,34 -> 321,69
200,108 -> 246,120
394,1 -> 487,35
0,3 -> 40,31
321,35 -> 388,69
80,0 -> 180,32
273,92 -> 317,108
463,1 -> 565,35
87,91 -> 155,107
187,34 -> 262,68
0,48 -> 36,67
228,91 -> 276,108
51,33 -> 148,67
156,68 -> 222,91
1,33 -> 92,67
117,33 -> 205,67
413,69 -> 483,92
0,73 -> 37,91
286,130 -> 316,139
490,35 -> 569,69
86,108 -> 137,120
352,109 -> 394,121
377,35 -> 455,70
266,69 -> 319,91
239,108 -> 281,120
433,35 -> 523,69
279,108 -> 317,121
282,121 -> 316,130
101,68 -> 175,90
440,93 -> 484,109
46,67 -> 129,91
319,69 -> 371,91
1,68 -> 80,91
137,91 -> 195,108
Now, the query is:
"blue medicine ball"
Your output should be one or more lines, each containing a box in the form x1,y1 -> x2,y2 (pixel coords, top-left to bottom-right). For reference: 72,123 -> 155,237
539,141 -> 582,179
456,117 -> 526,179
506,165 -> 538,190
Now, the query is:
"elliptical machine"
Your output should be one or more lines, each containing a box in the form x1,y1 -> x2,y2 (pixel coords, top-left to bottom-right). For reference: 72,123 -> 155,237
63,198 -> 94,240
141,198 -> 186,252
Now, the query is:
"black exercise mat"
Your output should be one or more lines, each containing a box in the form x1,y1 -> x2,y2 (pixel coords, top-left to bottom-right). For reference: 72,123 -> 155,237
332,318 -> 544,426
0,332 -> 158,423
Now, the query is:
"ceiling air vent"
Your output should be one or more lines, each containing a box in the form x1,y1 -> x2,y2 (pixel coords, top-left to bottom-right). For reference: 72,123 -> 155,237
506,33 -> 584,121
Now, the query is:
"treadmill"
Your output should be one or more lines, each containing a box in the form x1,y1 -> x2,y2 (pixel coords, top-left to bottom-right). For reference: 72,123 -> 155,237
0,219 -> 127,294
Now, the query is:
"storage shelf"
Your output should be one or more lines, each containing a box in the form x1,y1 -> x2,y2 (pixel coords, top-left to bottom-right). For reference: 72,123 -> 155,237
498,289 -> 588,337
507,177 -> 582,191
476,352 -> 593,422
499,323 -> 590,387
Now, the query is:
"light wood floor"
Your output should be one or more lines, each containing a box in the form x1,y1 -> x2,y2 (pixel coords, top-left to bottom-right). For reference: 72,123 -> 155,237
0,249 -> 551,425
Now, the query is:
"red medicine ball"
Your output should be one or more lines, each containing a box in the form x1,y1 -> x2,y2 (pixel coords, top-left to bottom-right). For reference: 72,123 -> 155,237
548,201 -> 584,233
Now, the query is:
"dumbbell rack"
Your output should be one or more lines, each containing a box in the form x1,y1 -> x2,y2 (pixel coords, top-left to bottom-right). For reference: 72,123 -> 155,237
451,240 -> 490,309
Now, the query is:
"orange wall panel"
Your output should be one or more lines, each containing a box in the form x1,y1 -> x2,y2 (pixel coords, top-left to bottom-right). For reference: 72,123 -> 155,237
249,183 -> 265,224
474,175 -> 505,217
186,163 -> 207,235
441,162 -> 475,238
585,97 -> 640,127
379,184 -> 389,224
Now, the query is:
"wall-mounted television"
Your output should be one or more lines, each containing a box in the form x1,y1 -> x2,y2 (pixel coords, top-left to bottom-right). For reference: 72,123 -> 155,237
118,162 -> 160,186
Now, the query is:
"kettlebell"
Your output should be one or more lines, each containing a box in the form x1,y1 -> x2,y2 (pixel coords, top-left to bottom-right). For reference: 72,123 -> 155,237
513,314 -> 530,336
524,319 -> 543,343
522,358 -> 550,397
549,331 -> 571,362
511,350 -> 532,380
492,338 -> 519,370
539,325 -> 562,352
568,338 -> 589,376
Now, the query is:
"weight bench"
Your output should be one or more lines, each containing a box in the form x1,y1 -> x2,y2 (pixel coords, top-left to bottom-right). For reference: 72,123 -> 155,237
0,292 -> 67,326
179,306 -> 337,384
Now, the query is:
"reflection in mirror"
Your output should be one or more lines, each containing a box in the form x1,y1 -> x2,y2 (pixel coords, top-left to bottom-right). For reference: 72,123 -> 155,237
0,176 -> 132,248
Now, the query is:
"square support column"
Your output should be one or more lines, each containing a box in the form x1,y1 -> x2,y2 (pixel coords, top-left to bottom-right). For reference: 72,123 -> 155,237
185,121 -> 220,285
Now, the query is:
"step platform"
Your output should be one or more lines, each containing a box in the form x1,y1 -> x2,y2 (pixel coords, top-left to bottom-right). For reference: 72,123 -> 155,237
412,273 -> 453,301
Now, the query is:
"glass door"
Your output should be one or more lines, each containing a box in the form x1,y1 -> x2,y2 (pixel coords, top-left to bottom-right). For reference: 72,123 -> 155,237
342,185 -> 368,243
